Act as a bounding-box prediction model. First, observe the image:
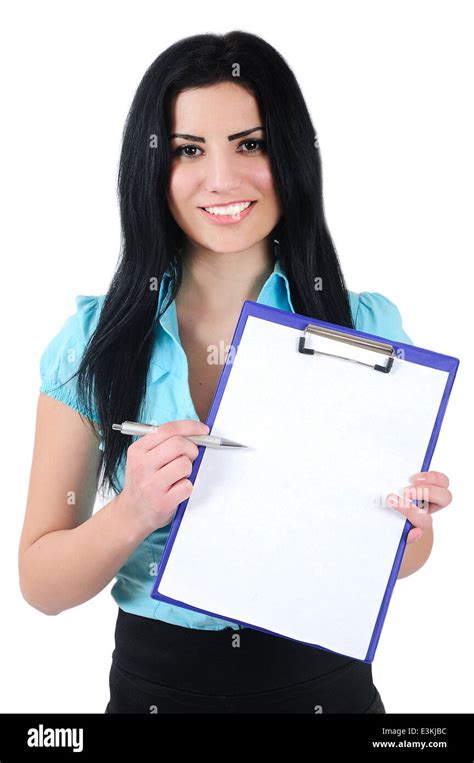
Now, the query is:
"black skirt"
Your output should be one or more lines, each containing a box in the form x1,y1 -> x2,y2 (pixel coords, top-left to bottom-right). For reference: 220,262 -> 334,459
105,607 -> 386,714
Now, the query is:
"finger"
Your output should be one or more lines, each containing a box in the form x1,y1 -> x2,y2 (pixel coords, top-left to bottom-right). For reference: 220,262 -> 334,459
407,527 -> 424,544
155,452 -> 195,493
402,484 -> 452,512
146,435 -> 200,473
386,494 -> 433,530
410,470 -> 450,488
134,420 -> 210,452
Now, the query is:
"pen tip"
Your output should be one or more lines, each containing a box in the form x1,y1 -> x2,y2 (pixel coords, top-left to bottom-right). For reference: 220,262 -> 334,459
112,424 -> 122,431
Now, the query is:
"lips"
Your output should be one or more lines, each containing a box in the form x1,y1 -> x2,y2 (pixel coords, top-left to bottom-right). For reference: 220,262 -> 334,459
198,200 -> 257,225
198,199 -> 256,210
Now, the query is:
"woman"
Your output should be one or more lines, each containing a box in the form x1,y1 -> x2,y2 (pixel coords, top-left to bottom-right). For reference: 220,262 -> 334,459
19,31 -> 452,714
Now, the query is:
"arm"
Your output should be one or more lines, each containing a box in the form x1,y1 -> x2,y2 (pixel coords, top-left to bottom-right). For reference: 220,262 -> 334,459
397,524 -> 434,579
18,394 -> 146,616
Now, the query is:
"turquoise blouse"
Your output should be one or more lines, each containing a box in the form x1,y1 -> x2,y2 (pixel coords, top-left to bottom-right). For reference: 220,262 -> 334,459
39,258 -> 413,629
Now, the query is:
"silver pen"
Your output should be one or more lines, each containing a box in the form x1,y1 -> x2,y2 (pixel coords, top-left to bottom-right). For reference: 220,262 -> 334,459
112,421 -> 247,448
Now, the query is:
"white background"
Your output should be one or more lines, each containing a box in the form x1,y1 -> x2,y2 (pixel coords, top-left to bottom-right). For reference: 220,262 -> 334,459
1,0 -> 471,713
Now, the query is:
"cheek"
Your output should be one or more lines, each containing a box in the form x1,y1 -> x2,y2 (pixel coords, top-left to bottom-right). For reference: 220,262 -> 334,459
168,166 -> 200,209
248,162 -> 279,201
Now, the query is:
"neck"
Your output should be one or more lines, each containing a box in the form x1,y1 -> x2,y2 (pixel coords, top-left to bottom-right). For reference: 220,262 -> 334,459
175,239 -> 276,316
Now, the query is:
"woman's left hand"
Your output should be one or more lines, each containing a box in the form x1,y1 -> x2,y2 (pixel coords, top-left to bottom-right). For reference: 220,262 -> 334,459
386,471 -> 452,544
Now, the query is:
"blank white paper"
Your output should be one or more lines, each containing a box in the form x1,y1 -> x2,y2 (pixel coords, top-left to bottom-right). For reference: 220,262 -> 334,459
157,315 -> 449,660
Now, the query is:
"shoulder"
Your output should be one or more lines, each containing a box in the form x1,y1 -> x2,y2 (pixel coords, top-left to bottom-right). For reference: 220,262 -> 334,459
39,294 -> 106,419
348,290 -> 414,345
40,294 -> 105,360
68,293 -> 106,341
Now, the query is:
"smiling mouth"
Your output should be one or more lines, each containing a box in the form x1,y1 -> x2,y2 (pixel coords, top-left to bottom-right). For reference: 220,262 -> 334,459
197,200 -> 258,225
198,200 -> 256,216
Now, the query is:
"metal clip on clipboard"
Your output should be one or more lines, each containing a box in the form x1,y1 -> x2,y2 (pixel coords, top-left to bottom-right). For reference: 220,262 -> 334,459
298,324 -> 396,373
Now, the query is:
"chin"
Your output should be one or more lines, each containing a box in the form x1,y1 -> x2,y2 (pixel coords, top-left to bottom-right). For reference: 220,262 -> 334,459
202,238 -> 259,254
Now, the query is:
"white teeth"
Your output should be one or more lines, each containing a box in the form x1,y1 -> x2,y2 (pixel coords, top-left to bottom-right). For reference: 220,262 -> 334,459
203,201 -> 252,216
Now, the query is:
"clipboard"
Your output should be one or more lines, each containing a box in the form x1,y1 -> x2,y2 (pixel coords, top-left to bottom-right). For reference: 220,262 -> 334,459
150,300 -> 459,662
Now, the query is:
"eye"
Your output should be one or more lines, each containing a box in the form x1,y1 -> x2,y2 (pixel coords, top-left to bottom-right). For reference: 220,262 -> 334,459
172,144 -> 203,158
172,139 -> 266,159
237,139 -> 266,154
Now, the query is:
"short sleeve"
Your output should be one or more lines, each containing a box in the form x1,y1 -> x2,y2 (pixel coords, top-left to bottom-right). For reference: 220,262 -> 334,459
39,294 -> 103,421
354,292 -> 414,345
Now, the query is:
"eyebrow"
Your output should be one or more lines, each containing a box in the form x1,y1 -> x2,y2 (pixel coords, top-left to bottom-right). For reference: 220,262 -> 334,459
169,126 -> 265,143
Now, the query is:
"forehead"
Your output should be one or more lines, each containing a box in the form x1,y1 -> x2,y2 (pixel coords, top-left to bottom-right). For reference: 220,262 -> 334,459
168,82 -> 263,134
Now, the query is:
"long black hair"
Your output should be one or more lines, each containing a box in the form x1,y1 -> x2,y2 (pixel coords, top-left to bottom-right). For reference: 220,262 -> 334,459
70,30 -> 355,496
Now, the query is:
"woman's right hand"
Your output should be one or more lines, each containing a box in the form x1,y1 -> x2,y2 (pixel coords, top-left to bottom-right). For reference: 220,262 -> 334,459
117,419 -> 210,536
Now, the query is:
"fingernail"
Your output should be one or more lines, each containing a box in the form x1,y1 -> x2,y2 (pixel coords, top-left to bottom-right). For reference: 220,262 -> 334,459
411,474 -> 426,482
387,494 -> 400,506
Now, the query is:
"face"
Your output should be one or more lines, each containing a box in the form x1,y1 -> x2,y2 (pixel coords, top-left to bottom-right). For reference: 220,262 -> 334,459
166,82 -> 282,254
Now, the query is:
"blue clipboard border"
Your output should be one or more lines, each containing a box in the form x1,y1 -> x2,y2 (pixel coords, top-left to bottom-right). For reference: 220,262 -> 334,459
150,300 -> 460,663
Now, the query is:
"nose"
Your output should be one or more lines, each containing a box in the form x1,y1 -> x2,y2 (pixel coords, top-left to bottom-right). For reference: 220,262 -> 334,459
202,149 -> 241,195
